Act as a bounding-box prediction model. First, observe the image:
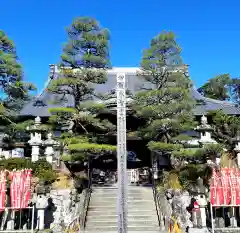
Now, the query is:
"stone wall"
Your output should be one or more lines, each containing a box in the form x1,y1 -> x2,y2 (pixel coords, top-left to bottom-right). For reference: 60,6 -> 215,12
44,188 -> 85,232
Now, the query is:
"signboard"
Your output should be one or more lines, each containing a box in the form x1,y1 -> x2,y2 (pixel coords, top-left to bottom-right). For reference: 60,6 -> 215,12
11,148 -> 24,158
116,73 -> 127,233
127,151 -> 137,161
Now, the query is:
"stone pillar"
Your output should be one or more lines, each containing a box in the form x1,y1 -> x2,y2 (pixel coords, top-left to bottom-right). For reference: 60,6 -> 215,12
36,195 -> 48,230
198,196 -> 207,227
6,211 -> 15,230
27,117 -> 42,162
191,199 -> 199,228
151,152 -> 159,179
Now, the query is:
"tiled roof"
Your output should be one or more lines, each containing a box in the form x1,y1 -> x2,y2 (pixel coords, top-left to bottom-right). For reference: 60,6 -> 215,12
190,88 -> 240,115
20,67 -> 240,117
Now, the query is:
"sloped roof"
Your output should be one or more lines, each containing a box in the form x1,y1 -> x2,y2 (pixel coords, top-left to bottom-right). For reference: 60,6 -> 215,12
20,66 -> 240,117
190,88 -> 240,115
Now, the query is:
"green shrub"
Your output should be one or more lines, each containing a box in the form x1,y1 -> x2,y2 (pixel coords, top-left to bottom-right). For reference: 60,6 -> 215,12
0,158 -> 57,184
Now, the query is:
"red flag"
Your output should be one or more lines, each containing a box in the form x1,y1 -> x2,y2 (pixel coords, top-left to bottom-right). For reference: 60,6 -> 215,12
210,169 -> 220,205
21,169 -> 32,208
229,168 -> 237,206
0,171 -> 7,211
10,170 -> 31,209
236,170 -> 240,205
220,168 -> 231,205
210,168 -> 240,206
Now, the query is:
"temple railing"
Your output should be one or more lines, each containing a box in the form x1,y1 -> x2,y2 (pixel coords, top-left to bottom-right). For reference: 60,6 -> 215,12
151,176 -> 168,231
79,166 -> 92,232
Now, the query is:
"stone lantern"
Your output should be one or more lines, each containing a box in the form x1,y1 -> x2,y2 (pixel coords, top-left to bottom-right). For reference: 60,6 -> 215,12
196,115 -> 216,145
43,132 -> 60,164
0,133 -> 9,159
196,115 -> 218,164
233,132 -> 240,167
27,117 -> 43,162
193,177 -> 207,229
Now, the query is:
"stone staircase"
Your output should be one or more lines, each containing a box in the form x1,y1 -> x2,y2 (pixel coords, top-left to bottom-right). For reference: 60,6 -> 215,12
84,185 -> 161,232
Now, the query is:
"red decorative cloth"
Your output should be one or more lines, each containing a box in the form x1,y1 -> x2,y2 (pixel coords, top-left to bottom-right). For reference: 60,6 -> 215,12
210,169 -> 221,206
10,169 -> 32,209
0,171 -> 7,211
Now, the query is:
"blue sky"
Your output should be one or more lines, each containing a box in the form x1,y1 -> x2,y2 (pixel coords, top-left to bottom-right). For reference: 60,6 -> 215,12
1,0 -> 240,92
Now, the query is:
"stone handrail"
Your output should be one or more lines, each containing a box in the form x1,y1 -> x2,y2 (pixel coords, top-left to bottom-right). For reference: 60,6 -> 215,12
79,170 -> 92,231
152,175 -> 170,231
156,191 -> 173,230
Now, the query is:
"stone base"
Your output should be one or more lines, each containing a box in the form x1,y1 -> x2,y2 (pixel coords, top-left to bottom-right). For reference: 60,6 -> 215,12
188,227 -> 209,233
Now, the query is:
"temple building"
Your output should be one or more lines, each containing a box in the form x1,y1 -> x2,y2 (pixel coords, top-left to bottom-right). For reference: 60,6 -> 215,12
20,65 -> 240,118
15,65 -> 240,172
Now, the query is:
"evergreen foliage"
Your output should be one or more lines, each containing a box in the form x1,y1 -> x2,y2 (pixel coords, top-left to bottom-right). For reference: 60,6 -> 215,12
48,17 -> 115,162
198,74 -> 231,101
134,31 -> 196,154
230,78 -> 240,104
0,30 -> 36,121
0,158 -> 57,184
197,73 -> 240,104
61,135 -> 116,162
134,32 -> 227,190
208,110 -> 240,150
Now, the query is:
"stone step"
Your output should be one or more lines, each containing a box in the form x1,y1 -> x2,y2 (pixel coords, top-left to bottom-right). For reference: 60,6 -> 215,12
92,186 -> 150,188
90,194 -> 154,200
84,231 -> 166,233
92,188 -> 153,192
86,214 -> 158,220
91,189 -> 153,193
86,186 -> 158,232
92,188 -> 153,193
89,202 -> 155,206
88,205 -> 156,211
90,200 -> 155,206
90,195 -> 153,201
87,209 -> 157,215
86,219 -> 158,226
85,225 -> 160,231
91,191 -> 153,195
91,192 -> 153,196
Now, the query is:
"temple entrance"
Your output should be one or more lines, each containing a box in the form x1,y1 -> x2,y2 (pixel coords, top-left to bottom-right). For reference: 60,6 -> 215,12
90,139 -> 152,186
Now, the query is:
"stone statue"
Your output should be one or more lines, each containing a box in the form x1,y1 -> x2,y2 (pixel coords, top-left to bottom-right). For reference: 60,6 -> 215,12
171,190 -> 192,231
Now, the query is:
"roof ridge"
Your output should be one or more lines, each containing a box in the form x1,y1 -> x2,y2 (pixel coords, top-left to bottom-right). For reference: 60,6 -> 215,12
204,97 -> 237,106
37,76 -> 52,97
192,86 -> 238,107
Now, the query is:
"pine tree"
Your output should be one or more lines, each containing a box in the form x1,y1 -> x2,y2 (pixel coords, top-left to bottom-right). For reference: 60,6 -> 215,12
48,17 -> 116,162
198,74 -> 231,101
0,30 -> 35,122
133,32 -> 214,189
135,32 -> 195,149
